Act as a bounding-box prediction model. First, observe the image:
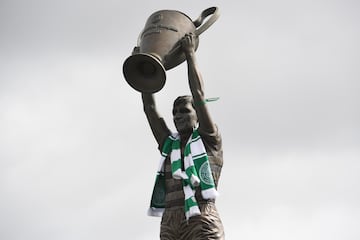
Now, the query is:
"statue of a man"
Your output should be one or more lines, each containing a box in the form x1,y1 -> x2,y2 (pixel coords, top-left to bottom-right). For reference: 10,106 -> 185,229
141,34 -> 225,239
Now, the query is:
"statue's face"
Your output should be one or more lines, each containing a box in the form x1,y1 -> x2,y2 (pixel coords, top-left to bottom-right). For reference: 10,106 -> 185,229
173,101 -> 197,133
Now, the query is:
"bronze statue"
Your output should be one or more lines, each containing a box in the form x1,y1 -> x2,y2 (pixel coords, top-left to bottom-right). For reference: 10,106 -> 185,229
124,7 -> 224,240
143,33 -> 224,239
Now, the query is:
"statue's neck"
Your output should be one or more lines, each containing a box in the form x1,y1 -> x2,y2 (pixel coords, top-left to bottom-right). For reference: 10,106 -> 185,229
179,131 -> 191,145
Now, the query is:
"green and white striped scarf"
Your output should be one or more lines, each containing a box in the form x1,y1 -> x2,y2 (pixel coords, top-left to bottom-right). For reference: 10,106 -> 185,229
148,129 -> 218,220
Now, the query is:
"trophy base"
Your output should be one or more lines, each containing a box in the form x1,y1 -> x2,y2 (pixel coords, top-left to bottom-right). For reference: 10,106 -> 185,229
123,53 -> 166,93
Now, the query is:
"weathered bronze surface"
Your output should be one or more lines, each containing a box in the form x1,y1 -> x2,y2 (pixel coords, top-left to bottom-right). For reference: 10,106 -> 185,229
123,7 -> 219,93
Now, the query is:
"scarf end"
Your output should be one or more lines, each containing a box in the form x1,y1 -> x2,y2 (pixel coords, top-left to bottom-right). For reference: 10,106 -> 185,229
147,207 -> 164,217
201,188 -> 219,199
185,206 -> 201,220
173,169 -> 188,180
190,175 -> 200,187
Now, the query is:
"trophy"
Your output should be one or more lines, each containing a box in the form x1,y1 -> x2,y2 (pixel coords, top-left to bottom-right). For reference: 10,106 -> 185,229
123,7 -> 219,93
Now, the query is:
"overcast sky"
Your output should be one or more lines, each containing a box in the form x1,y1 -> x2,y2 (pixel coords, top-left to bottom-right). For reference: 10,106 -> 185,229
1,0 -> 360,239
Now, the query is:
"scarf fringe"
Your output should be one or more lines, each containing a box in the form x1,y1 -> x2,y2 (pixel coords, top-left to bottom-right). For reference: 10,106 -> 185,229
147,207 -> 164,217
185,205 -> 201,219
190,175 -> 200,187
202,188 -> 219,199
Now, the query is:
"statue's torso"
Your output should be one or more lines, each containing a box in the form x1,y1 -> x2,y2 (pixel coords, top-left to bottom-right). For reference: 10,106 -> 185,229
163,129 -> 223,209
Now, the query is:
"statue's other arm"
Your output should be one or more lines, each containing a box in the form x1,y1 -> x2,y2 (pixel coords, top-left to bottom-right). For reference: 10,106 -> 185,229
181,34 -> 217,135
142,93 -> 171,147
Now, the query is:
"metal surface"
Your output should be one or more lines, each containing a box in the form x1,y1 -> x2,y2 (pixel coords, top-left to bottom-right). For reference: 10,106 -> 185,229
123,7 -> 219,93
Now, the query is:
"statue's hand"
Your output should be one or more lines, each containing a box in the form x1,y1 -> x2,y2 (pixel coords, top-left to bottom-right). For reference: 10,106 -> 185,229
181,33 -> 196,55
131,46 -> 140,55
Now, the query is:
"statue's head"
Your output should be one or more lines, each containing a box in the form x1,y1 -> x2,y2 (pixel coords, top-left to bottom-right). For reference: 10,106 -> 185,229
172,95 -> 198,133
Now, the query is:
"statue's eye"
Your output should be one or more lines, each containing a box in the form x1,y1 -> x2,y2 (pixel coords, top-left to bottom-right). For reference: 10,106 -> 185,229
180,108 -> 191,114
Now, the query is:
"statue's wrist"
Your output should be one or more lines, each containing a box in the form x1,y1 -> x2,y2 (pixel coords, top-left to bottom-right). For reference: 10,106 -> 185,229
185,49 -> 195,58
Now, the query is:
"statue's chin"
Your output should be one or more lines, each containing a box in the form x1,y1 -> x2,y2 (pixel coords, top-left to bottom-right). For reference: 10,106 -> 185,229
177,127 -> 193,136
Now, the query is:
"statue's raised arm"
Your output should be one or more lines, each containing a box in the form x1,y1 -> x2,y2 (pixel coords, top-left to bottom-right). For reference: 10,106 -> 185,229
181,33 -> 217,135
141,92 -> 171,148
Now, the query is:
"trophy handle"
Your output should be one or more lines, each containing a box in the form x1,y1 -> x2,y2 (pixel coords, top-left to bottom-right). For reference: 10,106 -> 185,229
193,7 -> 220,36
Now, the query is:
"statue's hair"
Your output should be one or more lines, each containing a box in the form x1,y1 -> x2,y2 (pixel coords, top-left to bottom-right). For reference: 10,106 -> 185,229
173,95 -> 194,109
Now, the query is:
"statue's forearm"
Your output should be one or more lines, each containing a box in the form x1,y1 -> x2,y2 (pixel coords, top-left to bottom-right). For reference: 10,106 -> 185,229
184,46 -> 216,134
142,92 -> 156,111
141,92 -> 170,145
186,51 -> 205,102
